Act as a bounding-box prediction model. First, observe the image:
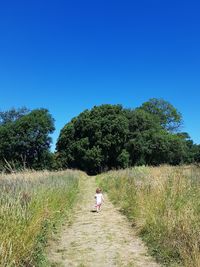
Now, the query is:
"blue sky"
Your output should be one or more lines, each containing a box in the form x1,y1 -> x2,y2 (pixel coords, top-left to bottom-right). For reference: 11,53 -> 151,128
0,0 -> 199,150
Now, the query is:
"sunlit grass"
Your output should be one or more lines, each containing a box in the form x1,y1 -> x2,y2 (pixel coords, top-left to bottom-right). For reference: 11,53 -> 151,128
98,166 -> 200,267
0,170 -> 81,266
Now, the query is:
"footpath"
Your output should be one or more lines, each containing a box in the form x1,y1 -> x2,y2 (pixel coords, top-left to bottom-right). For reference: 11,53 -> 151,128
47,176 -> 160,267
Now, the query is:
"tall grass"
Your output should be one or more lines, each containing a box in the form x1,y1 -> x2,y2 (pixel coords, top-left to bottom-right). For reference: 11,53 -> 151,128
0,170 -> 81,266
98,166 -> 200,267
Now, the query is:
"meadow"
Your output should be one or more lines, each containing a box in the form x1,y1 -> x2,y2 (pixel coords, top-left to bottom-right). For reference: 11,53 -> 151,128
0,170 -> 80,266
98,166 -> 200,267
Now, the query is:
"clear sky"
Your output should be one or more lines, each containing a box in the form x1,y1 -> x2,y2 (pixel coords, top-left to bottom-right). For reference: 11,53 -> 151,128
0,0 -> 199,150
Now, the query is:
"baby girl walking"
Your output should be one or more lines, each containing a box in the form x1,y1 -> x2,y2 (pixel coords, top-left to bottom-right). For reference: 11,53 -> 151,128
94,188 -> 104,212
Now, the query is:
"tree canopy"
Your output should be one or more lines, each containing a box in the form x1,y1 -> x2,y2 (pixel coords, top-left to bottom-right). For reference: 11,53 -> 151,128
0,108 -> 55,171
56,99 -> 197,174
0,107 -> 29,125
1,99 -> 199,173
139,98 -> 182,132
56,105 -> 129,174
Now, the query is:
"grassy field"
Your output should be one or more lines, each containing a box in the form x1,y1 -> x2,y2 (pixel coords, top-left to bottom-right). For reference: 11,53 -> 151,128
0,170 -> 81,266
98,166 -> 200,267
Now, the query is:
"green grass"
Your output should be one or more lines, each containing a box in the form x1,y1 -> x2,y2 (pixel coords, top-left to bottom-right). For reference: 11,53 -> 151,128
98,166 -> 200,267
0,170 -> 81,266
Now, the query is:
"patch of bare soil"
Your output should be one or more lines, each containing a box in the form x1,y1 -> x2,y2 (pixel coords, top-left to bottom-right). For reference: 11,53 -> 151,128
46,176 -> 160,267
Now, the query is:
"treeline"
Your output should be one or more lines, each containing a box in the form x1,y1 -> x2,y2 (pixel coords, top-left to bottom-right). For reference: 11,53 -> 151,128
0,108 -> 55,171
0,99 -> 200,174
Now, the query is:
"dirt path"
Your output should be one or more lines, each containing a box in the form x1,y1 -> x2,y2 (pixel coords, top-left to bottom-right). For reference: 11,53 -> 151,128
47,176 -> 160,267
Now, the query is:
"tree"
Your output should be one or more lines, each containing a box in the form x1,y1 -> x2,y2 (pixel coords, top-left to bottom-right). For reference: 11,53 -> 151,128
56,104 -> 129,174
0,108 -> 55,171
126,109 -> 162,165
117,149 -> 130,168
193,145 -> 200,163
175,132 -> 196,163
57,102 -> 194,173
147,131 -> 187,165
139,98 -> 182,132
127,109 -> 188,166
0,107 -> 29,125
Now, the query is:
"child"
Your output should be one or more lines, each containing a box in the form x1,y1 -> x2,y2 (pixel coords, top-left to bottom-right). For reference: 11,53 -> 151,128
95,188 -> 104,212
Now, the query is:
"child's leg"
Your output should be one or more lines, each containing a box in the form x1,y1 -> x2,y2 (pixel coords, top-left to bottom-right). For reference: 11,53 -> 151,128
96,204 -> 100,212
97,204 -> 102,212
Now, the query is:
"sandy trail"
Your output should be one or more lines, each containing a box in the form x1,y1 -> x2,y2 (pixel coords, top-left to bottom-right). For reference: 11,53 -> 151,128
47,176 -> 160,267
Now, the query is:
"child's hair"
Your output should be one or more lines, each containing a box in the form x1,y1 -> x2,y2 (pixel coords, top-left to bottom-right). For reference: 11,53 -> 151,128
96,188 -> 101,193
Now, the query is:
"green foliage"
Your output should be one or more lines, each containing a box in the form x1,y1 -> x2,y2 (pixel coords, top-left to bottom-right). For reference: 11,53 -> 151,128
1,99 -> 196,173
0,108 -> 55,171
139,98 -> 182,132
0,107 -> 29,125
57,100 -> 194,174
57,104 -> 130,174
117,149 -> 130,168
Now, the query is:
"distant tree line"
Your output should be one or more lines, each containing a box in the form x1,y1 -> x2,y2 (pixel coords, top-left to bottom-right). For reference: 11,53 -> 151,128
56,99 -> 200,174
0,108 -> 55,172
0,99 -> 200,173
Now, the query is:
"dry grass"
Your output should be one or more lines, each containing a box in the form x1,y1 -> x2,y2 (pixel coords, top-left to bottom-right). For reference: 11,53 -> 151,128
98,166 -> 200,267
0,170 -> 81,266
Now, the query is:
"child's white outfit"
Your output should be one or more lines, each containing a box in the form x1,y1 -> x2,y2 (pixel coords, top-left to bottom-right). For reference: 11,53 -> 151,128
95,193 -> 104,212
95,193 -> 103,205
